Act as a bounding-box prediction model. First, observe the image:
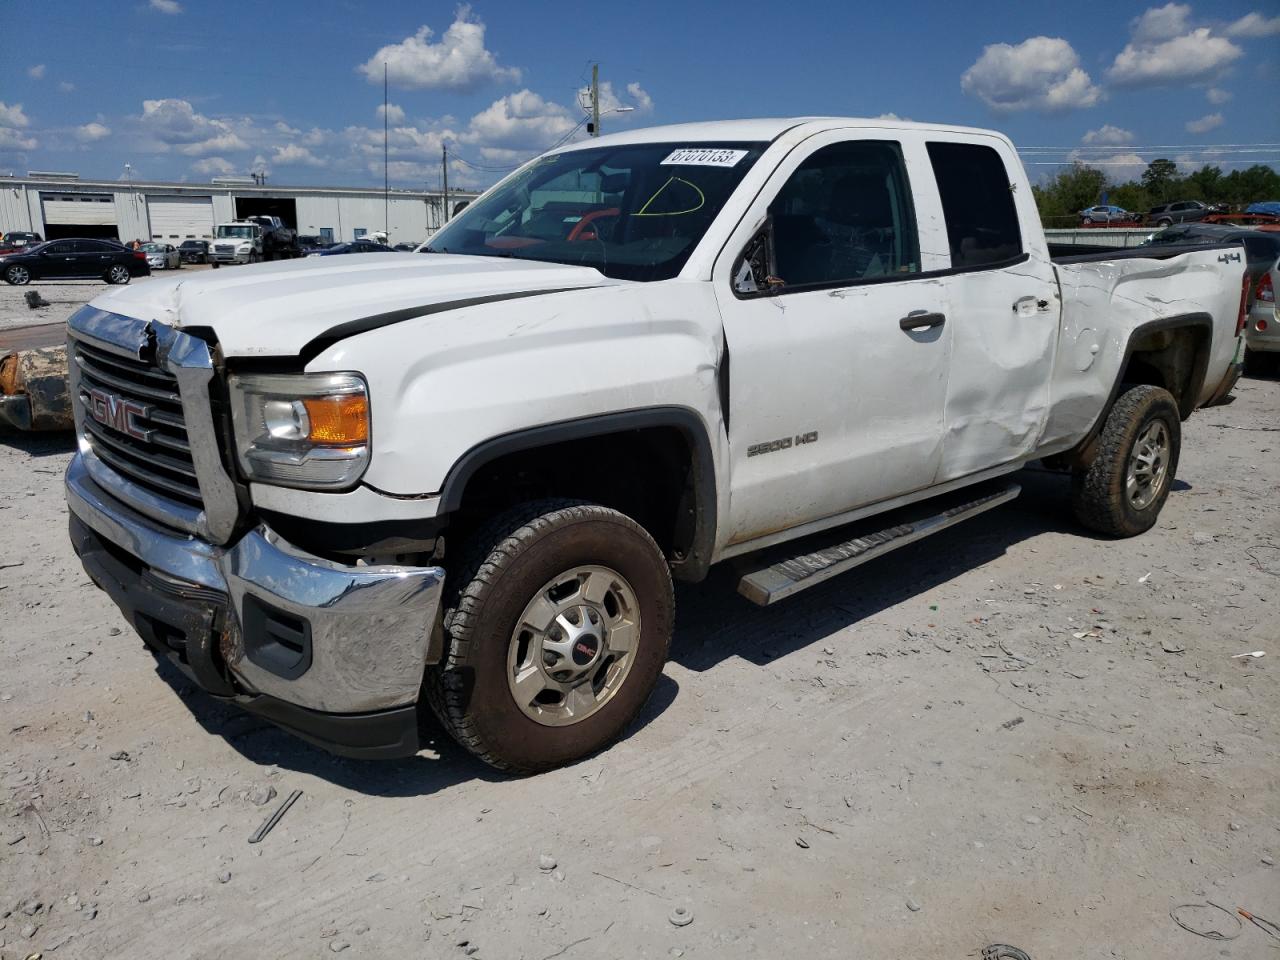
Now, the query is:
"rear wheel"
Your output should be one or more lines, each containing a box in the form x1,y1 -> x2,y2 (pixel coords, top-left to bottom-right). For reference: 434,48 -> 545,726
104,264 -> 130,285
1157,218 -> 1172,227
4,264 -> 30,285
425,499 -> 674,774
1071,385 -> 1181,537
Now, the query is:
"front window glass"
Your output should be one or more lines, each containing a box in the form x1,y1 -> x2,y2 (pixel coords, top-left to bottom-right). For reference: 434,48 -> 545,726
766,140 -> 920,289
216,226 -> 256,239
426,142 -> 766,281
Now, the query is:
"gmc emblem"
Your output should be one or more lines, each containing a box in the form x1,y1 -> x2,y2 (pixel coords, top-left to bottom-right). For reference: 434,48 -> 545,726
82,387 -> 153,441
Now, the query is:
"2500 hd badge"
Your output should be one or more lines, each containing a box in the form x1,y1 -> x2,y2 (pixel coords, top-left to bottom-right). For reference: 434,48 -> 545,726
747,431 -> 818,458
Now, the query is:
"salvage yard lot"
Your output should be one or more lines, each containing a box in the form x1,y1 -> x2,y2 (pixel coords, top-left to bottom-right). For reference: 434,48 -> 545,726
1,319 -> 1277,958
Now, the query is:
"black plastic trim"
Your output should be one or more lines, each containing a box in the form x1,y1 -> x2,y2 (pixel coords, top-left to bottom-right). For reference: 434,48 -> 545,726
438,406 -> 718,580
235,695 -> 420,759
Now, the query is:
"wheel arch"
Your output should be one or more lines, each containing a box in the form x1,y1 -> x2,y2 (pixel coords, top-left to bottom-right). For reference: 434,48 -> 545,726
1050,313 -> 1212,470
438,406 -> 718,582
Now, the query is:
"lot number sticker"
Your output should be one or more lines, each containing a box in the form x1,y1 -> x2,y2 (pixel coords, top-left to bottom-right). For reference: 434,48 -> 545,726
660,148 -> 748,167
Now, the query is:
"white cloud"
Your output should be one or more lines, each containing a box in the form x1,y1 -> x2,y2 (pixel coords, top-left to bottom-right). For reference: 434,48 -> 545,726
58,81 -> 75,93
0,128 -> 38,151
358,6 -> 520,92
961,37 -> 1102,111
1206,86 -> 1232,104
1225,11 -> 1280,37
1184,112 -> 1224,134
376,103 -> 406,124
1064,148 -> 1148,184
1108,27 -> 1242,87
75,122 -> 112,142
1131,3 -> 1192,43
150,0 -> 182,13
192,156 -> 236,176
464,89 -> 576,149
272,143 -> 325,167
27,64 -> 46,80
0,102 -> 31,128
626,82 -> 653,114
138,99 -> 249,156
1082,124 -> 1135,145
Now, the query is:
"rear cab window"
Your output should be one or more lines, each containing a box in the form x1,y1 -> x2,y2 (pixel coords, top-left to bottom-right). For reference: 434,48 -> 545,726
926,141 -> 1023,270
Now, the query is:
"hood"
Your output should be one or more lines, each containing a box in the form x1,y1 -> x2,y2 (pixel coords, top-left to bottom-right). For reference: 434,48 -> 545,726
88,253 -> 621,357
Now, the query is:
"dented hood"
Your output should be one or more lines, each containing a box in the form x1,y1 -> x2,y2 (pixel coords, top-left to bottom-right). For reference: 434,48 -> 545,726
88,253 -> 618,357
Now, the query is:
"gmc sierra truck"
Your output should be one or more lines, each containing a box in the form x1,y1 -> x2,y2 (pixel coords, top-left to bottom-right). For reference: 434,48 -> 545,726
64,119 -> 1247,772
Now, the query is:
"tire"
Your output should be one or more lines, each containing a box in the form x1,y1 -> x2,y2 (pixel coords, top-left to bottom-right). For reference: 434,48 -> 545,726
425,499 -> 675,774
212,262 -> 220,269
1157,218 -> 1172,227
1245,347 -> 1278,377
104,264 -> 130,285
249,251 -> 261,264
1071,384 -> 1181,537
4,264 -> 30,285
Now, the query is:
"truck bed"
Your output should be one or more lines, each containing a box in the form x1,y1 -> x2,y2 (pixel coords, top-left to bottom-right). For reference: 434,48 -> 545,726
1049,240 -> 1241,264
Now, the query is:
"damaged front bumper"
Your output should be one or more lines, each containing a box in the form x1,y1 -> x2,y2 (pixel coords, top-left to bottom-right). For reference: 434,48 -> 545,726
66,453 -> 445,758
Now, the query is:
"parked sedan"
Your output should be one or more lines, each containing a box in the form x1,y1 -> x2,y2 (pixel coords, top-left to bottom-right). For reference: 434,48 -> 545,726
1079,205 -> 1133,224
0,231 -> 44,253
141,242 -> 181,270
1147,200 -> 1210,227
178,239 -> 210,264
305,239 -> 395,256
0,239 -> 149,285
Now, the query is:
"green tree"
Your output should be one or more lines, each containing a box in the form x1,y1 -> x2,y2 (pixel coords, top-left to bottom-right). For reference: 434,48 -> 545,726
1182,165 -> 1224,204
1140,159 -> 1180,202
1033,162 -> 1107,224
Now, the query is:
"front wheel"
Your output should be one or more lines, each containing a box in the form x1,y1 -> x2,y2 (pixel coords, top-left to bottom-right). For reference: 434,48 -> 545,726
4,264 -> 31,285
104,264 -> 130,285
1071,384 -> 1181,537
1156,218 -> 1172,227
425,500 -> 674,774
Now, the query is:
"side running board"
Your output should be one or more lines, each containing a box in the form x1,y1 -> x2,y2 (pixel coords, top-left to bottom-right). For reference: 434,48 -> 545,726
735,482 -> 1021,606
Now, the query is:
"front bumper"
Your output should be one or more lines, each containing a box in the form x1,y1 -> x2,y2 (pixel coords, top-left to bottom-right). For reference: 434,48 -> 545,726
210,249 -> 251,264
66,453 -> 445,758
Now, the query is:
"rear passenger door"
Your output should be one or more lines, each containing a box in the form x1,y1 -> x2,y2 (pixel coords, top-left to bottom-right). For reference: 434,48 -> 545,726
925,138 -> 1058,481
69,240 -> 112,277
714,131 -> 953,546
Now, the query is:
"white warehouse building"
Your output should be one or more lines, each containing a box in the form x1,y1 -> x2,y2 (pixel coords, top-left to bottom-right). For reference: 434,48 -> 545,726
0,172 -> 478,247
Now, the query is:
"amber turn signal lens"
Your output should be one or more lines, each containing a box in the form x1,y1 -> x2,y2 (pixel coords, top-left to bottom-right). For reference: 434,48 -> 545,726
301,394 -> 369,445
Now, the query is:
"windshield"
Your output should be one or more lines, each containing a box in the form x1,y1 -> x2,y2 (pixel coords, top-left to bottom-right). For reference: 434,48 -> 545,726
141,243 -> 163,252
425,142 -> 767,281
216,225 -> 257,239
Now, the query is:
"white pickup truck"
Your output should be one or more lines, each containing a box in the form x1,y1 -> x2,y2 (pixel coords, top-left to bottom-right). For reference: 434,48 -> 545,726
64,118 -> 1246,772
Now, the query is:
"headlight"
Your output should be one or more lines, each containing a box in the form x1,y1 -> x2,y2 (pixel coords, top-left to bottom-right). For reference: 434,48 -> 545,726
228,372 -> 370,489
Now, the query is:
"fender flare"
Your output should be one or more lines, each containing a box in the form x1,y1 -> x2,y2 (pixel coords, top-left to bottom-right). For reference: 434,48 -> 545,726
437,406 -> 718,581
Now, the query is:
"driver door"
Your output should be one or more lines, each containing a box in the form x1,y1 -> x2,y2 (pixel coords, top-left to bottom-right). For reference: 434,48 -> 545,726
712,131 -> 953,547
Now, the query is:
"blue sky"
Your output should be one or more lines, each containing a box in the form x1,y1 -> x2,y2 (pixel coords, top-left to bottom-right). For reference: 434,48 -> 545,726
1,0 -> 1277,189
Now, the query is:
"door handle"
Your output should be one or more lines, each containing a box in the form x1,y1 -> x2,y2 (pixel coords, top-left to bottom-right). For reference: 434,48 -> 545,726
899,311 -> 946,332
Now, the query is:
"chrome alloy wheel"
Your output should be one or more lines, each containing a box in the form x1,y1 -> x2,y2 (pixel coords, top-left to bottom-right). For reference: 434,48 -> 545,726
507,565 -> 641,727
1126,420 -> 1169,509
107,264 -> 129,284
6,265 -> 30,285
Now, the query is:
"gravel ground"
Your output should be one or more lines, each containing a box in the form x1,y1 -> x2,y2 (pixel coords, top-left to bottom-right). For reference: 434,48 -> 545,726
1,357 -> 1277,957
0,264 -> 213,334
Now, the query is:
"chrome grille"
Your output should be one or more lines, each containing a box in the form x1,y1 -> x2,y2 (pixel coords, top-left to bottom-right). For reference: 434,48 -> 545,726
73,339 -> 204,509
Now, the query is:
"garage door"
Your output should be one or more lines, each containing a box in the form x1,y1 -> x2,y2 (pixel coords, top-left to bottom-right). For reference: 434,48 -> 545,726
42,193 -> 117,225
147,196 -> 214,241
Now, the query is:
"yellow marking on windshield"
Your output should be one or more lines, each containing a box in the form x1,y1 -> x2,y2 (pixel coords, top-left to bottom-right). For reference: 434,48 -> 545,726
635,176 -> 706,216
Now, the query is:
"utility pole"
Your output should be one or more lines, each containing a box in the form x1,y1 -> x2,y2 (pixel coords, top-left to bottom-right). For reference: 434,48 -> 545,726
442,143 -> 450,224
590,63 -> 600,137
383,62 -> 389,241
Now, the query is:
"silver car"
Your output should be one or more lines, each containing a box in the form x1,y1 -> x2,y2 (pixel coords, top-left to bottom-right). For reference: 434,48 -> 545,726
1245,255 -> 1279,373
141,242 -> 180,270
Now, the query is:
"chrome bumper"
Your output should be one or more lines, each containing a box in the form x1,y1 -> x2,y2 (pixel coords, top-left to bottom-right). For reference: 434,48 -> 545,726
66,452 -> 445,715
